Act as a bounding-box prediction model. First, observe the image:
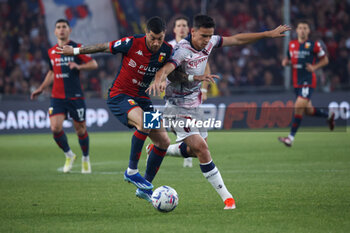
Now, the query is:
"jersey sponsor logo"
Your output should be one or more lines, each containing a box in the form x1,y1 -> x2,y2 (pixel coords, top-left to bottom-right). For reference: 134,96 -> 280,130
292,64 -> 303,69
188,57 -> 208,68
135,50 -> 143,56
128,59 -> 137,68
137,65 -> 160,76
132,78 -> 148,88
55,73 -> 69,79
290,50 -> 310,59
158,52 -> 166,63
53,57 -> 75,67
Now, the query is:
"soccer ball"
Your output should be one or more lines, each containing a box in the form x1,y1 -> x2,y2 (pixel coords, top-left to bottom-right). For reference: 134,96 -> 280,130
151,186 -> 179,212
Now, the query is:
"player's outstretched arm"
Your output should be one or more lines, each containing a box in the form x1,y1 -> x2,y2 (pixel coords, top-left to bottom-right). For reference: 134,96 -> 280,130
56,43 -> 110,56
222,25 -> 291,46
31,70 -> 54,100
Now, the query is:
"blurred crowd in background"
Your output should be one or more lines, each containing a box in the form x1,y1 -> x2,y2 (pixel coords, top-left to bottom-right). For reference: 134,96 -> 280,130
0,0 -> 349,100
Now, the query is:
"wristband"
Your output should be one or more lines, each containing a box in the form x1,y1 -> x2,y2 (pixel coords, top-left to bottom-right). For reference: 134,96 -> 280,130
188,74 -> 194,82
201,88 -> 208,93
73,47 -> 80,55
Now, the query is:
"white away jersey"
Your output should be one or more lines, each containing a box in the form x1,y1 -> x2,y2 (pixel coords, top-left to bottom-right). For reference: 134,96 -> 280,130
165,35 -> 223,108
168,39 -> 177,48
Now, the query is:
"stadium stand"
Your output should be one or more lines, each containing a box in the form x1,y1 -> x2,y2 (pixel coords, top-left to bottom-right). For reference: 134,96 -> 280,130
0,0 -> 349,99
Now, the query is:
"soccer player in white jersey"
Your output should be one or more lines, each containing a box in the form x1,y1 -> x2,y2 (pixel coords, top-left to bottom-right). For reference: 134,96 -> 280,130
148,15 -> 290,210
167,16 -> 194,168
147,16 -> 212,168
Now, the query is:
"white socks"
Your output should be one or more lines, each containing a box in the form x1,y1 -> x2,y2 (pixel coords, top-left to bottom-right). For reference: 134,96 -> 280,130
82,156 -> 90,162
288,135 -> 295,141
166,143 -> 182,157
202,165 -> 232,201
64,150 -> 75,158
127,167 -> 138,175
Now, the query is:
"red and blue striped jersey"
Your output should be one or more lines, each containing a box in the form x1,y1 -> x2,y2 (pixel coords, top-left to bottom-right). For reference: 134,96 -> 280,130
108,34 -> 172,99
48,41 -> 92,99
287,39 -> 326,88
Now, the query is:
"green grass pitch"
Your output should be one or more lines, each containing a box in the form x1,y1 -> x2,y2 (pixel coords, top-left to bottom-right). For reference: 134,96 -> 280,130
0,129 -> 349,233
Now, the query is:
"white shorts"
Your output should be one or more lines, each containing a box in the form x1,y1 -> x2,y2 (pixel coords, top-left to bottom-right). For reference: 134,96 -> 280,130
163,104 -> 208,142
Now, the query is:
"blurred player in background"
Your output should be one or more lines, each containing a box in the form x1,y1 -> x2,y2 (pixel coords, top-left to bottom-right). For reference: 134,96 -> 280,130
168,16 -> 190,47
278,20 -> 333,147
146,16 -> 210,168
57,17 -> 172,203
31,19 -> 98,174
148,14 -> 290,209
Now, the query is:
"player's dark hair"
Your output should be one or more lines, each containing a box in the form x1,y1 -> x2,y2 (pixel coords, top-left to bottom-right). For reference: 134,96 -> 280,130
55,18 -> 70,27
296,19 -> 310,27
173,16 -> 190,28
193,14 -> 215,29
146,16 -> 166,34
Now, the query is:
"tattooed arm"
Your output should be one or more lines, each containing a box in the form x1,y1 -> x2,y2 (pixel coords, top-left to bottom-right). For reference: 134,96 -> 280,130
56,42 -> 110,55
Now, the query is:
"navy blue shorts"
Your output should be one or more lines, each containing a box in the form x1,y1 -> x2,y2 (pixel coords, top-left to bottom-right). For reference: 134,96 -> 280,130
49,98 -> 86,122
294,87 -> 314,100
107,94 -> 154,128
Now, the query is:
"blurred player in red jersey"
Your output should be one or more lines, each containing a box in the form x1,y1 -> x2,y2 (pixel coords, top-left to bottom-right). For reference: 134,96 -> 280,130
31,19 -> 98,174
278,20 -> 334,147
57,17 -> 173,203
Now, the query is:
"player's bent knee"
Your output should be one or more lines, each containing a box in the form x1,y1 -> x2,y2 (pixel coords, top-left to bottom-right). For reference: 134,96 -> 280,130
74,123 -> 86,135
76,128 -> 87,136
190,142 -> 209,157
155,136 -> 170,149
50,125 -> 62,134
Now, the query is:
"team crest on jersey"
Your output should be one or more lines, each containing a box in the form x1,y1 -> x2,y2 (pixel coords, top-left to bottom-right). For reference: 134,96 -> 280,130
158,52 -> 166,63
305,42 -> 311,49
128,99 -> 136,105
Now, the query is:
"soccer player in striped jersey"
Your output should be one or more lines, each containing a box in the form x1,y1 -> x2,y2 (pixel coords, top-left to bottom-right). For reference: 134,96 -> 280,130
57,17 -> 172,203
31,19 -> 98,174
148,15 -> 290,209
278,20 -> 333,147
